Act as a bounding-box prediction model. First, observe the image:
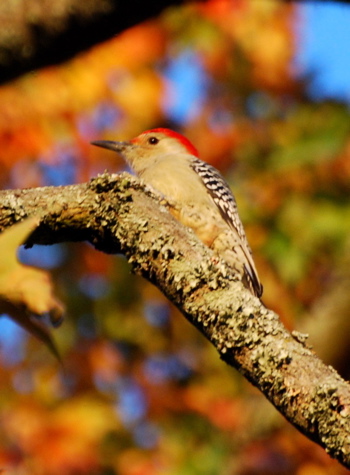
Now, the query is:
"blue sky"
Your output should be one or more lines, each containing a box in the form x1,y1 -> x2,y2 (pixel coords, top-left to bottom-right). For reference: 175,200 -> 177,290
295,2 -> 350,102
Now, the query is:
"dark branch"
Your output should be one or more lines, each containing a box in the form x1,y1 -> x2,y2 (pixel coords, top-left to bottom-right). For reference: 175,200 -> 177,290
0,0 -> 185,84
0,172 -> 349,468
2,0 -> 350,84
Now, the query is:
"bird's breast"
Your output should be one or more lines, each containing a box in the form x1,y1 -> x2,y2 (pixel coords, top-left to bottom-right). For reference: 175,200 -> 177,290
140,159 -> 209,205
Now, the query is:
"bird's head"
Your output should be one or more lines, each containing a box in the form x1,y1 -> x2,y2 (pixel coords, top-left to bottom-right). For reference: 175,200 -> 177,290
91,128 -> 199,173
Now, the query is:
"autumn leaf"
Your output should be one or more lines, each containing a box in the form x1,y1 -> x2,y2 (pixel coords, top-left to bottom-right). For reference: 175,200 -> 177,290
0,217 -> 64,359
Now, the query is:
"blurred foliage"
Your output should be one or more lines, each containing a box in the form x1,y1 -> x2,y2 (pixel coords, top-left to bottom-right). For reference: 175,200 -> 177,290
0,218 -> 64,359
0,0 -> 349,474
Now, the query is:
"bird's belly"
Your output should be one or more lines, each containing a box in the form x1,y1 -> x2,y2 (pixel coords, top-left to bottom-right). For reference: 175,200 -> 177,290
142,164 -> 226,245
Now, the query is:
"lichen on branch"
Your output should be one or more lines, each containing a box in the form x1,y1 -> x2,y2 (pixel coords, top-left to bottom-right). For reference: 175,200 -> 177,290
0,172 -> 349,468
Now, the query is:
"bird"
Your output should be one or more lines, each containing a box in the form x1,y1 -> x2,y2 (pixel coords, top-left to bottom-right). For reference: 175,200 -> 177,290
91,128 -> 262,298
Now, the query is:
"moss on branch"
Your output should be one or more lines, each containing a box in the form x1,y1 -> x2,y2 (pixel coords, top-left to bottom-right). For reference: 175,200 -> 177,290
0,172 -> 349,468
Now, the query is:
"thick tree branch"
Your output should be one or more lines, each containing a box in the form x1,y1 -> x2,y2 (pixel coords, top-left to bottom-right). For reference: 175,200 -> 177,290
0,172 -> 349,468
0,0 -> 185,84
2,0 -> 350,84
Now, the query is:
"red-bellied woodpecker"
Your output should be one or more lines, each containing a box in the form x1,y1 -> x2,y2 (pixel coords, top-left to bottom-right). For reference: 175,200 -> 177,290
91,128 -> 263,298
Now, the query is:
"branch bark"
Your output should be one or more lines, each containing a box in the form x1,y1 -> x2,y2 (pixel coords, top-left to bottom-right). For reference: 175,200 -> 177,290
0,172 -> 349,468
0,0 -> 185,84
1,0 -> 350,84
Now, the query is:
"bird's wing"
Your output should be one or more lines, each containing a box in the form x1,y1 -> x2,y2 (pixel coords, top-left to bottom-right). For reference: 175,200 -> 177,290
191,159 -> 263,297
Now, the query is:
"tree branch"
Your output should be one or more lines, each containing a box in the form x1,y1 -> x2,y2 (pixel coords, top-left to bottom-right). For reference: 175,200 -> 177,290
0,172 -> 349,468
2,0 -> 350,84
0,0 -> 185,84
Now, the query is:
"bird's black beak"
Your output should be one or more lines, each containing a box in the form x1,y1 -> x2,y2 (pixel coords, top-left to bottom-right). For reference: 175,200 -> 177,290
91,140 -> 131,153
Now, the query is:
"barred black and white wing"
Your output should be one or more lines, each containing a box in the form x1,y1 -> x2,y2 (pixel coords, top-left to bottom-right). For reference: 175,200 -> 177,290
191,158 -> 263,298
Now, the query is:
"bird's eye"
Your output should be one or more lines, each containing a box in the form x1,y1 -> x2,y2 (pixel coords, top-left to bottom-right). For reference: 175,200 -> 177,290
148,136 -> 159,145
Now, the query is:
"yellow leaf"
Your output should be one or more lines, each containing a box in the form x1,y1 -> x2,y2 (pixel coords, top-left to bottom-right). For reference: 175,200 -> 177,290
0,218 -> 64,359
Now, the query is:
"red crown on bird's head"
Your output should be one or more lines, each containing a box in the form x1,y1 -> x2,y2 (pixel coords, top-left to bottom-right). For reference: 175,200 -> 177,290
132,128 -> 199,157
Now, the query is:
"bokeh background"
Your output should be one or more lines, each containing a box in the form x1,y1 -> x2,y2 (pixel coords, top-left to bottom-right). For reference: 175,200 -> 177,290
0,0 -> 350,474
